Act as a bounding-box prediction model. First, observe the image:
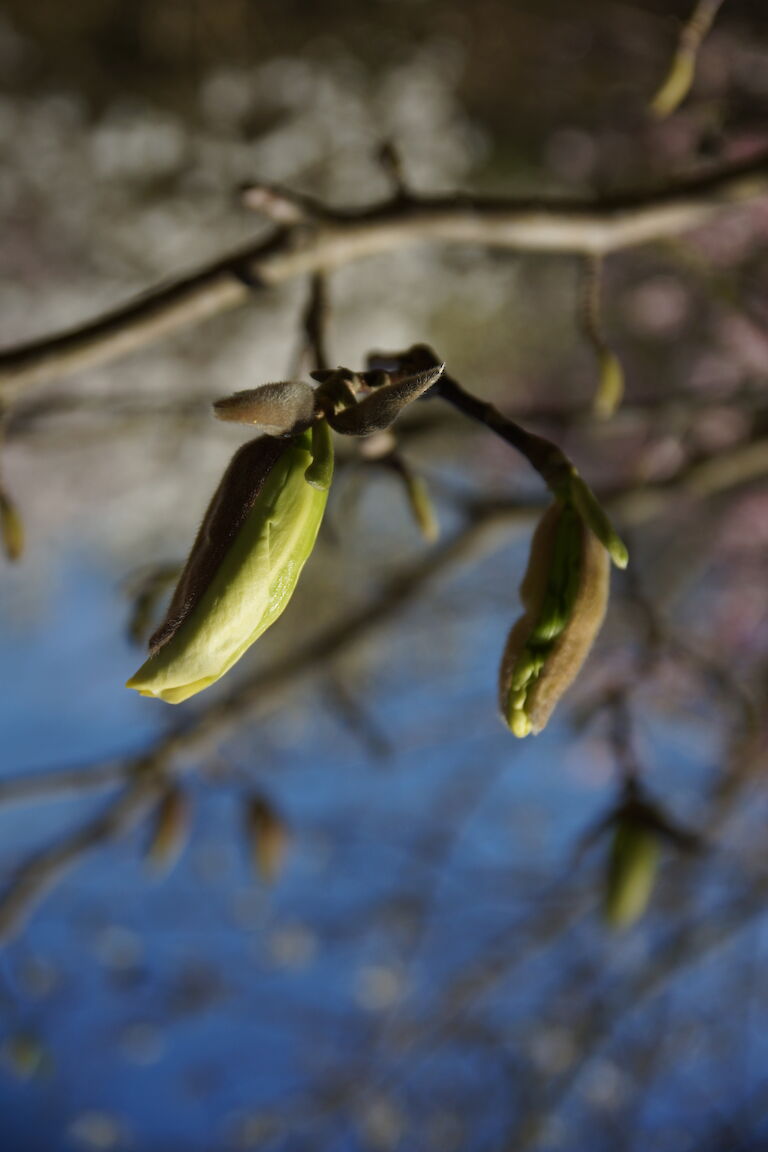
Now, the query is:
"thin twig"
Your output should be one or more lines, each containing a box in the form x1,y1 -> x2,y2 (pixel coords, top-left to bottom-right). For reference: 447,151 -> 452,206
0,777 -> 161,941
651,0 -> 727,118
433,370 -> 572,488
579,254 -> 625,417
303,273 -> 330,374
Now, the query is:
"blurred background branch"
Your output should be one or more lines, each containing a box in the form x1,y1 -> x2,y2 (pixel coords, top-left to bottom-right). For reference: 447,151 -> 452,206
2,149 -> 768,399
1,1 -> 768,1149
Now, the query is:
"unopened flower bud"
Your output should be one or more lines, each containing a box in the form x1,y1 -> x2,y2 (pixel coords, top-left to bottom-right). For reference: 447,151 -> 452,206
213,382 -> 317,438
244,795 -> 290,883
327,365 -> 444,436
2,1033 -> 48,1080
388,457 -> 439,542
499,501 -> 610,736
145,785 -> 190,875
593,348 -> 625,419
126,426 -> 332,703
403,471 -> 439,542
603,817 -> 659,930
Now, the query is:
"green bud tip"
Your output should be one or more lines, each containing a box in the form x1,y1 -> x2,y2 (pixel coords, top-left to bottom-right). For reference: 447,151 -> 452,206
499,501 -> 610,737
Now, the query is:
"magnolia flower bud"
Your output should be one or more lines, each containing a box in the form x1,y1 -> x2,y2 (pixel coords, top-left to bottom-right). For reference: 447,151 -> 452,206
499,501 -> 610,737
126,424 -> 332,703
2,1033 -> 48,1080
603,818 -> 659,930
593,348 -> 625,419
213,382 -> 317,437
244,795 -> 290,883
403,471 -> 439,542
145,785 -> 191,875
327,365 -> 444,436
387,457 -> 439,542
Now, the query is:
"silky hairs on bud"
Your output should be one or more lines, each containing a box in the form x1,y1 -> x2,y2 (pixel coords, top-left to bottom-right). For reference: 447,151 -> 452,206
127,426 -> 332,704
326,365 -> 444,436
499,502 -> 610,736
213,382 -> 317,437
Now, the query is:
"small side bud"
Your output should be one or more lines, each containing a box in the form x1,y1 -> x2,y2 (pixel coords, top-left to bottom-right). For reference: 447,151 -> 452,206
244,795 -> 290,883
499,502 -> 610,737
239,183 -> 313,224
650,52 -> 696,119
213,382 -> 317,437
328,365 -> 444,436
145,786 -> 191,876
2,1033 -> 49,1080
568,472 -> 628,569
593,348 -> 625,420
0,489 -> 24,562
403,471 -> 439,543
603,817 -> 659,930
388,456 -> 439,542
126,429 -> 331,704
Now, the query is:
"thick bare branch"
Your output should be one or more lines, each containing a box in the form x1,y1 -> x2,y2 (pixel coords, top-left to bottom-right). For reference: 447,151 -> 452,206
1,151 -> 767,399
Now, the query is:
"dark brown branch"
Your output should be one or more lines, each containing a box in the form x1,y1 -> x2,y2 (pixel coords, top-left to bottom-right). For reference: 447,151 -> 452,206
433,371 -> 572,488
303,273 -> 330,374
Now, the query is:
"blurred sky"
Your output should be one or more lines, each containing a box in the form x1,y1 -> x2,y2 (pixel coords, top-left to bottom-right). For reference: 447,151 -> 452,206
1,3 -> 768,1151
